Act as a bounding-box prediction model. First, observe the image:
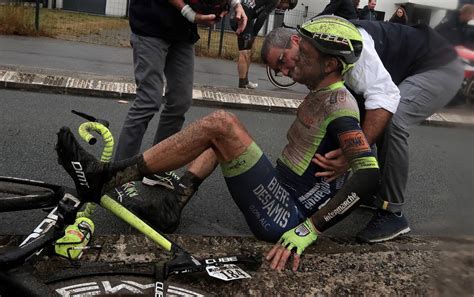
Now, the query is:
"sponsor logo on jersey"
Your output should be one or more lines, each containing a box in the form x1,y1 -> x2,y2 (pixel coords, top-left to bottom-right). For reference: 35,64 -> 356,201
323,192 -> 360,222
298,180 -> 331,210
253,177 -> 291,228
338,130 -> 370,158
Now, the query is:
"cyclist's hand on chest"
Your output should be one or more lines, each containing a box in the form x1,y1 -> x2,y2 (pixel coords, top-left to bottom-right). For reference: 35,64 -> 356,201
265,218 -> 318,272
313,148 -> 349,182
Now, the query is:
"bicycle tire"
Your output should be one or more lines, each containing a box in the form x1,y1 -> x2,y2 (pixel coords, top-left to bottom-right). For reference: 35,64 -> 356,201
45,264 -> 212,296
266,65 -> 297,89
0,177 -> 58,212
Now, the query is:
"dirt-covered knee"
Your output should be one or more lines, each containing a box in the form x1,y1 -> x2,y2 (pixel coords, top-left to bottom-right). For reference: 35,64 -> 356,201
205,110 -> 240,134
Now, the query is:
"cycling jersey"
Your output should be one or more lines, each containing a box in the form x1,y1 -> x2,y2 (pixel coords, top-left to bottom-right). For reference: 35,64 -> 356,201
221,81 -> 380,242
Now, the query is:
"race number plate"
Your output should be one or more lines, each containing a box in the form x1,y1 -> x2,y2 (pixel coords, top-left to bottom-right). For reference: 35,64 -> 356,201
205,264 -> 251,281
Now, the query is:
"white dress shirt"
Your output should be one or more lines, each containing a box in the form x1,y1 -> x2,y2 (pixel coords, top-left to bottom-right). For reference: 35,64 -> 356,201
344,27 -> 401,114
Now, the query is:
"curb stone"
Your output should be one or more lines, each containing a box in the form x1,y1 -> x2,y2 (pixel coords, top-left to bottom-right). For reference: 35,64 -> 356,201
1,69 -> 473,127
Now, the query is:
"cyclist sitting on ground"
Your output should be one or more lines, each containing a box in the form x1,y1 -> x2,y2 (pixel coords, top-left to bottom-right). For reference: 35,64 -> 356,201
56,18 -> 380,271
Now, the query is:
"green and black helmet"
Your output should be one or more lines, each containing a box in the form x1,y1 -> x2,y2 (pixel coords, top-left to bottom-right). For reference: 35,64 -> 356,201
297,16 -> 363,74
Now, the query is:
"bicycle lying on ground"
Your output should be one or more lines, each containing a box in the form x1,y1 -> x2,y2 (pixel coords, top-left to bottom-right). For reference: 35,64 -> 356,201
0,111 -> 261,296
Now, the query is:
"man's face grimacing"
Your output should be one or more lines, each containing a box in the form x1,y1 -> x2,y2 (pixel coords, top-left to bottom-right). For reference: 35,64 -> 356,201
293,39 -> 338,89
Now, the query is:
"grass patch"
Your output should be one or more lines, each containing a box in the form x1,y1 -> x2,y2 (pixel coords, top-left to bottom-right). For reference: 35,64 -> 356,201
0,6 -> 128,38
196,26 -> 264,62
0,5 -> 47,36
0,6 -> 262,62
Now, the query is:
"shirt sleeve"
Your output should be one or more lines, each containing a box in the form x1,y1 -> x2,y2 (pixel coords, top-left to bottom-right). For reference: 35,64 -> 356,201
343,27 -> 401,114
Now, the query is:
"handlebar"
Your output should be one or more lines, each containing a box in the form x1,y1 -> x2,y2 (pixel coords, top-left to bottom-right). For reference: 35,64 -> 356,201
0,111 -> 112,270
72,110 -> 109,128
78,122 -> 114,162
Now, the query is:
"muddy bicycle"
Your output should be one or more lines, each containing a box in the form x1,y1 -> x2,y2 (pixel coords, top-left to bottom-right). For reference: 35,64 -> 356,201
0,111 -> 261,296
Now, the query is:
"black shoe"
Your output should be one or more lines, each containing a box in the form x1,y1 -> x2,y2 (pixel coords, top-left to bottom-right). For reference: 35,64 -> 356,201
142,171 -> 180,190
56,127 -> 107,202
356,210 -> 411,243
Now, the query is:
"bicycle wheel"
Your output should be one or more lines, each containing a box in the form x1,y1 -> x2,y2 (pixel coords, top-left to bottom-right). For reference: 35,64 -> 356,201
0,176 -> 59,212
46,268 -> 212,296
266,66 -> 297,89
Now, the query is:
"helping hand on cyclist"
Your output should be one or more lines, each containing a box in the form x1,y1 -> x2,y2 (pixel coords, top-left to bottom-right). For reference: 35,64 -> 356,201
266,218 -> 319,272
313,148 -> 350,182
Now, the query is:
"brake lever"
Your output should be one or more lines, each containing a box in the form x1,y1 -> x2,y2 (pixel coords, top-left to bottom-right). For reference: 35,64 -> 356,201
71,110 -> 110,128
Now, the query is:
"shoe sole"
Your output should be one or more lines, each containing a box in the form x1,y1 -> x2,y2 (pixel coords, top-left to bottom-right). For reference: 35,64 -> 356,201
359,227 -> 411,243
142,177 -> 174,190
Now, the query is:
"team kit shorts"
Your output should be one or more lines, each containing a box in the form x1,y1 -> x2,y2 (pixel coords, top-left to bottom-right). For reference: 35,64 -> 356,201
221,142 -> 337,243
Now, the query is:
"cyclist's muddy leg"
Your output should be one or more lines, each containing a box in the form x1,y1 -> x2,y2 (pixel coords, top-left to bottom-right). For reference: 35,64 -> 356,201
142,110 -> 253,174
187,149 -> 219,179
175,149 -> 218,208
56,111 -> 252,200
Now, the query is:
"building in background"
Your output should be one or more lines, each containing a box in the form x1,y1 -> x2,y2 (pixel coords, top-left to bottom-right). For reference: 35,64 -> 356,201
53,0 -> 128,17
281,0 -> 458,27
243,0 -> 460,34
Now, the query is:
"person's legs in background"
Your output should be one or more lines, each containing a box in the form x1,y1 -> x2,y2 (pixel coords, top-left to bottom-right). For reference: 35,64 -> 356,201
237,48 -> 258,89
357,59 -> 464,243
141,41 -> 195,189
153,41 -> 194,145
230,6 -> 258,89
114,33 -> 168,161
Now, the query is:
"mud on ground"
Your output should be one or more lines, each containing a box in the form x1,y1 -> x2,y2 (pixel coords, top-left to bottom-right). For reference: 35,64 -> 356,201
3,234 -> 472,295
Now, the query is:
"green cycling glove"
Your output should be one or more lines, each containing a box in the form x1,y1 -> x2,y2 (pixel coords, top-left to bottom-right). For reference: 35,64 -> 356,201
279,218 -> 318,255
